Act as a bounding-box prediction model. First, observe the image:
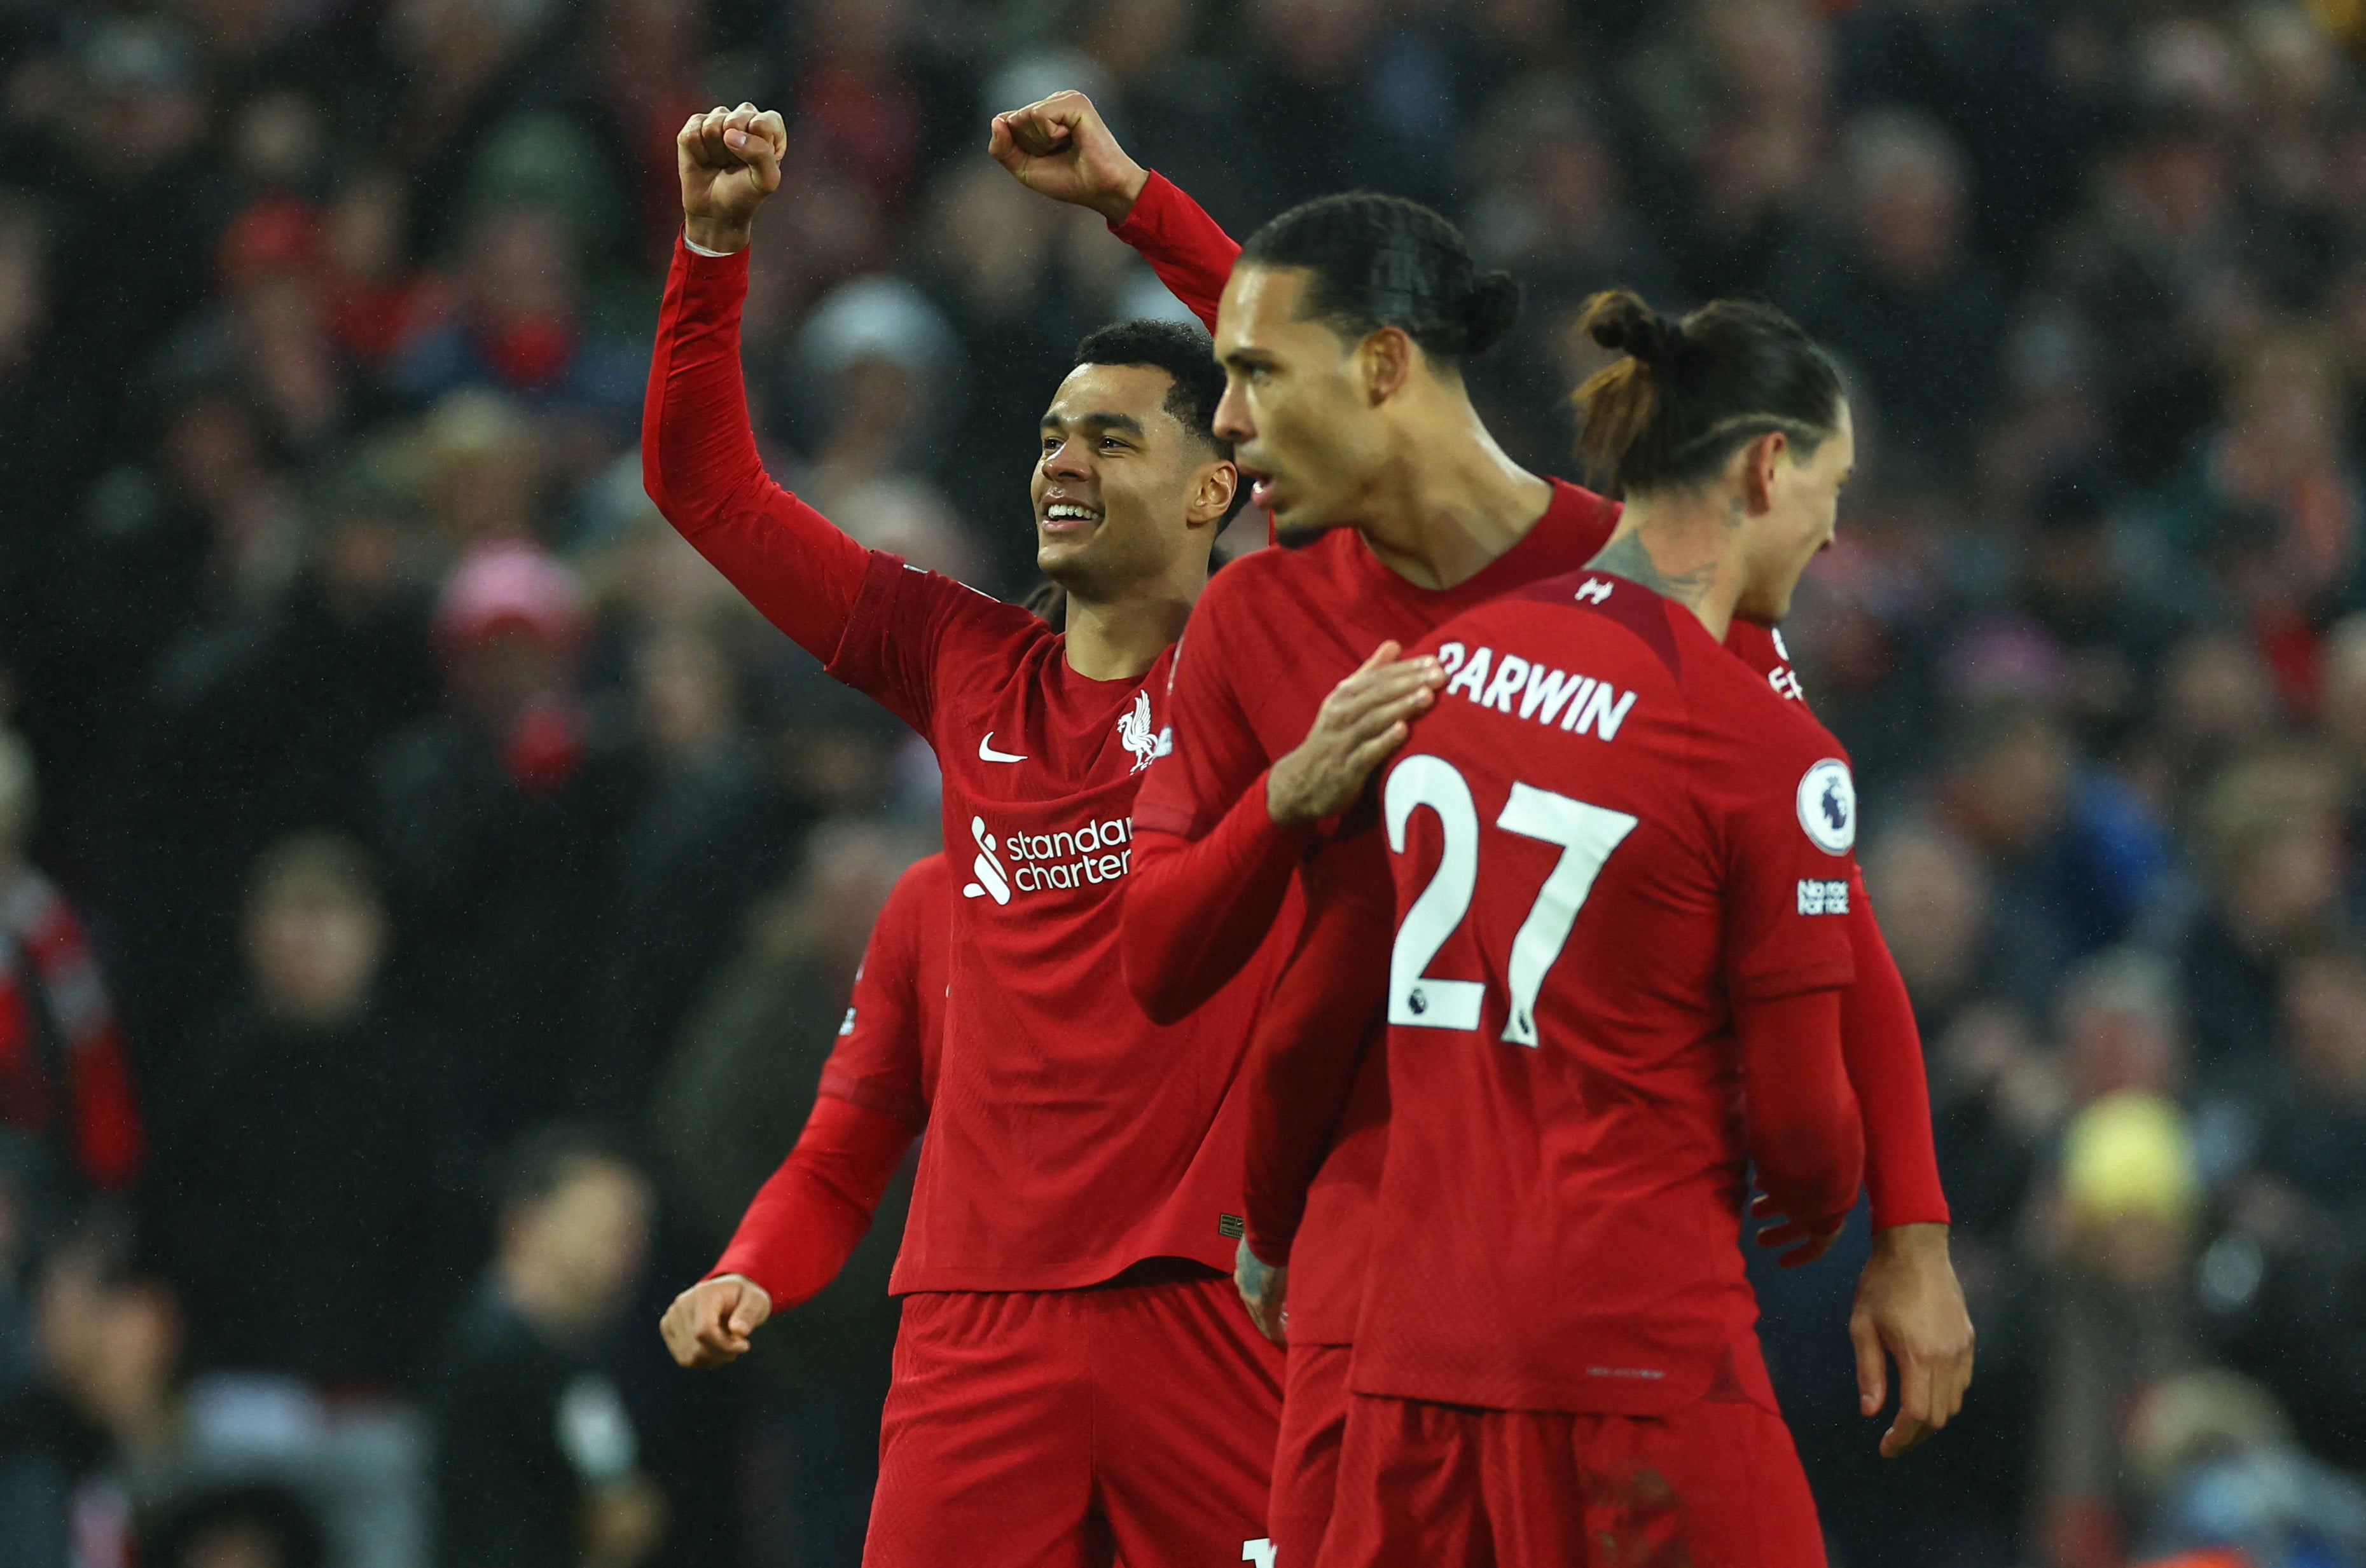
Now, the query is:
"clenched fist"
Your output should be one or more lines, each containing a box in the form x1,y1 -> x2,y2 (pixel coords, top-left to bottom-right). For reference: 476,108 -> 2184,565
677,103 -> 787,256
987,90 -> 1149,224
659,1273 -> 773,1368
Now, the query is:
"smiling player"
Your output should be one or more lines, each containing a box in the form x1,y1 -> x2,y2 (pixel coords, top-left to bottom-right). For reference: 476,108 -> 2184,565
645,102 -> 1282,1568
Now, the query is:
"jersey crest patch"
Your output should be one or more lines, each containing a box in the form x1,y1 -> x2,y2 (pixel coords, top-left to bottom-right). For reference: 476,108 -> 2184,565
1796,759 -> 1856,855
1118,689 -> 1158,773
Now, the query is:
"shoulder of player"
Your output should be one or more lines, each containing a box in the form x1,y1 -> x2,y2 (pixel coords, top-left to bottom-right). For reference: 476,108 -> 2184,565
1195,535 -> 1348,615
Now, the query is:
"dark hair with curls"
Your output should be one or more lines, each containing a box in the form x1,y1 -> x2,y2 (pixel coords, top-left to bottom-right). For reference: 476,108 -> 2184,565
1572,289 -> 1844,497
1238,192 -> 1520,366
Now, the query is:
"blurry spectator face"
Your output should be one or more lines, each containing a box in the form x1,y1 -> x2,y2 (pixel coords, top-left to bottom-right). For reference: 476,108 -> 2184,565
465,208 -> 578,334
2061,954 -> 2183,1105
1080,0 -> 1195,82
1864,825 -> 1990,1010
2280,951 -> 2366,1099
162,394 -> 266,511
1251,0 -> 1376,88
326,172 -> 412,285
1849,116 -> 1968,290
2120,131 -> 2229,243
243,851 -> 388,1030
1032,361 -> 1232,600
452,629 -> 573,731
1945,704 -> 2074,856
179,1522 -> 287,1568
2228,817 -> 2341,948
37,1245 -> 181,1442
1698,0 -> 1829,122
503,1158 -> 653,1337
2160,634 -> 2280,761
634,629 -> 735,762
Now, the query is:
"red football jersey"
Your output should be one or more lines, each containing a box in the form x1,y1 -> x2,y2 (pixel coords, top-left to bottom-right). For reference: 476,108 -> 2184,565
1340,572 -> 1860,1415
1130,485 -> 1622,1342
647,241 -> 1278,1293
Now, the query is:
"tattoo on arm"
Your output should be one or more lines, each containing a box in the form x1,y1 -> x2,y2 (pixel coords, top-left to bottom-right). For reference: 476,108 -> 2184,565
1584,531 -> 1719,610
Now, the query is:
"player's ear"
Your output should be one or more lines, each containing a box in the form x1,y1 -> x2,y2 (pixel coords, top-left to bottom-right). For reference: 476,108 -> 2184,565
1187,457 -> 1238,529
1738,430 -> 1785,516
1360,326 -> 1415,406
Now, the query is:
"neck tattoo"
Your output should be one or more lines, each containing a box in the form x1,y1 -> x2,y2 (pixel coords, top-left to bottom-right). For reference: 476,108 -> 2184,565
1584,530 -> 1718,610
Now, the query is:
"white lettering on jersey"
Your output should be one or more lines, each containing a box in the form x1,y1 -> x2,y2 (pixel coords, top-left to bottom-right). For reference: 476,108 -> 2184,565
1118,689 -> 1158,773
1441,645 -> 1635,740
961,816 -> 1012,904
1574,576 -> 1615,605
1242,1541 -> 1276,1568
978,732 -> 1028,763
962,815 -> 1135,901
1796,878 -> 1850,915
1795,759 -> 1856,855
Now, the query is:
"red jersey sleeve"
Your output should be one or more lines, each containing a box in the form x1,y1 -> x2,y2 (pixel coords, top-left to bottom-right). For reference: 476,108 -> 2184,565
1715,736 -> 1858,1004
707,854 -> 950,1307
815,855 -> 948,1131
1121,593 -> 1317,1021
1108,171 -> 1239,332
1843,864 -> 1951,1227
1716,622 -> 1949,1229
1736,988 -> 1864,1234
644,237 -> 1031,735
1242,816 -> 1392,1267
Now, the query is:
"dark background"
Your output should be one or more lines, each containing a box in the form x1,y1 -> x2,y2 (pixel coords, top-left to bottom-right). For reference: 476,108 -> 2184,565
3,1 -> 2366,1565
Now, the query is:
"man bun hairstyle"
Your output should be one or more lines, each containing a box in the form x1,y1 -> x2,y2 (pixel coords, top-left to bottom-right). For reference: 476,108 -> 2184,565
1573,289 -> 1844,497
1074,318 -> 1248,523
1239,192 -> 1520,366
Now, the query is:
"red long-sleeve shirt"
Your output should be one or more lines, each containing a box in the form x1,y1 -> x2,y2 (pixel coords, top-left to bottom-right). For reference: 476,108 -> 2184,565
1101,171 -> 1944,1339
646,234 -> 1280,1292
1263,575 -> 1865,1415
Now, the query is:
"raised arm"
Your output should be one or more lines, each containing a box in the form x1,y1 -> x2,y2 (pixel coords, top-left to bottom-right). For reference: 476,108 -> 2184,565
642,104 -> 873,663
989,90 -> 1239,331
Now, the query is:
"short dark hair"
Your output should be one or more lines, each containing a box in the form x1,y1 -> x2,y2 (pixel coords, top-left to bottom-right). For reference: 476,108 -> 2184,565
498,1122 -> 640,1217
1572,289 -> 1844,497
1237,192 -> 1520,366
1074,318 -> 1247,521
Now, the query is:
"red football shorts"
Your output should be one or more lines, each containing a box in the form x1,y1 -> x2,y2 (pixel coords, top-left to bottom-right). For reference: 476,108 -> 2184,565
863,1264 -> 1285,1568
1269,1341 -> 1352,1565
1319,1391 -> 1826,1568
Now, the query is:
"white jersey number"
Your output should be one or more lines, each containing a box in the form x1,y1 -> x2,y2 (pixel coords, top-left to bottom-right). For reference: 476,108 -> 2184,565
1385,757 -> 1638,1047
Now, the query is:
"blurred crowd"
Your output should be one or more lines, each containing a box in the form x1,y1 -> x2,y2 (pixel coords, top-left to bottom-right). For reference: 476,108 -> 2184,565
2,0 -> 2365,1565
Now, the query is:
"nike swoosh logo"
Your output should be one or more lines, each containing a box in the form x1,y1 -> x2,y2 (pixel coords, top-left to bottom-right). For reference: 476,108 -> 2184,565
978,734 -> 1027,763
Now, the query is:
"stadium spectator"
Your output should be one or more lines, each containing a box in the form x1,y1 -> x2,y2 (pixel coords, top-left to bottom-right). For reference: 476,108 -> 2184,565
153,832 -> 469,1390
429,1126 -> 662,1568
0,730 -> 142,1206
371,544 -> 633,1146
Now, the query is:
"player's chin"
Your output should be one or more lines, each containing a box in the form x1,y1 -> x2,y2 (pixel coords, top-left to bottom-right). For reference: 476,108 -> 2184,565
1271,503 -> 1340,551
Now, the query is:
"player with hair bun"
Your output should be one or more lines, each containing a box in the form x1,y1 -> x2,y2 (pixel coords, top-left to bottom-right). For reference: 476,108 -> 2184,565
1279,287 -> 1883,1567
994,91 -> 1971,1566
